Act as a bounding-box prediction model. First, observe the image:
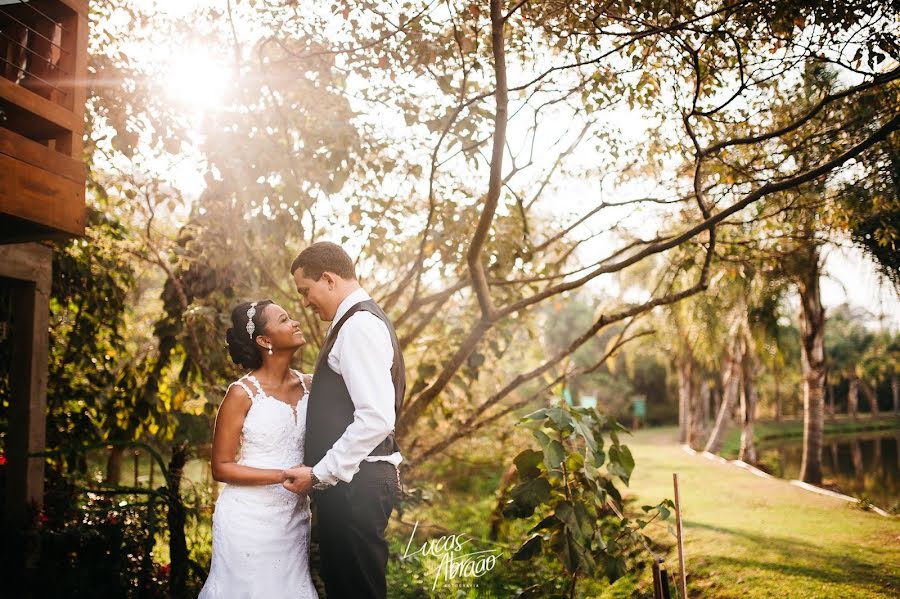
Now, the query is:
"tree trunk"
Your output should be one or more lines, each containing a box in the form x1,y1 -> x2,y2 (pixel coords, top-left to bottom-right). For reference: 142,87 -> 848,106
167,442 -> 189,597
851,439 -> 864,486
862,381 -> 879,419
705,330 -> 744,454
105,446 -> 124,485
700,381 -> 711,433
677,355 -> 694,446
798,242 -> 825,485
739,329 -> 758,463
892,375 -> 899,413
848,374 -> 859,420
711,385 -> 721,421
773,355 -> 782,423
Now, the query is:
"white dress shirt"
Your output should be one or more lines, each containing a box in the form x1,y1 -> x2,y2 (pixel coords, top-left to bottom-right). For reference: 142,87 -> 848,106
311,288 -> 403,486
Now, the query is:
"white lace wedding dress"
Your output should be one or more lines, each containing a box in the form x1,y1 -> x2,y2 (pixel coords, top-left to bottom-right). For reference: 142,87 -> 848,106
199,371 -> 318,599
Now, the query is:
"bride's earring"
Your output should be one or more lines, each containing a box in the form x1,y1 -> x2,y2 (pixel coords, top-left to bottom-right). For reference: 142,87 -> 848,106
268,345 -> 273,355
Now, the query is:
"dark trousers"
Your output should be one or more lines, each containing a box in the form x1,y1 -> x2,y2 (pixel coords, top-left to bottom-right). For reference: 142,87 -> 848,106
312,461 -> 400,599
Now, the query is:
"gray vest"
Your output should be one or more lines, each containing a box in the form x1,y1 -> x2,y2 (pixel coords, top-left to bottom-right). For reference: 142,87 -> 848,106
304,299 -> 405,467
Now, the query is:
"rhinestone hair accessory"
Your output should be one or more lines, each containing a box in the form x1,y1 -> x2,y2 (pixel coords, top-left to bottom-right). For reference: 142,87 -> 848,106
246,302 -> 258,339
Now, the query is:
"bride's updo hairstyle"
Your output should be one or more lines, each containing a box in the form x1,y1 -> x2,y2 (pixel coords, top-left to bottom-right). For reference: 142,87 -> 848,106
226,300 -> 275,369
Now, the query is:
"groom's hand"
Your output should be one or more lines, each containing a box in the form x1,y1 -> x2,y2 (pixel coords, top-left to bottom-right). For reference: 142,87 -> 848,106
282,465 -> 313,495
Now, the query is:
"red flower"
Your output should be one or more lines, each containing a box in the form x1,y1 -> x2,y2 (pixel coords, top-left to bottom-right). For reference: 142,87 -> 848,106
35,512 -> 49,528
0,455 -> 7,466
159,564 -> 170,576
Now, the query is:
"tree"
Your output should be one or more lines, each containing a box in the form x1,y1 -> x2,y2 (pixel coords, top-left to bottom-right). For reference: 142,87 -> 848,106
45,209 -> 136,473
77,0 -> 900,474
793,212 -> 827,484
859,331 -> 900,415
826,305 -> 876,419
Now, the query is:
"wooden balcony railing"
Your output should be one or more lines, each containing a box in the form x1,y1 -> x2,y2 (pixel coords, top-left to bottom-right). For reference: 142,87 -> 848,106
0,0 -> 88,243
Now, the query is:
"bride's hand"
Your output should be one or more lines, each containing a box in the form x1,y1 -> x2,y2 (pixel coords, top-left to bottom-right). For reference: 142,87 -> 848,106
282,465 -> 313,495
281,463 -> 303,482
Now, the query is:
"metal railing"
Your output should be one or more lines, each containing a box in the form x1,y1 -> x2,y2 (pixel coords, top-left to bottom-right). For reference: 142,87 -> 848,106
0,0 -> 70,100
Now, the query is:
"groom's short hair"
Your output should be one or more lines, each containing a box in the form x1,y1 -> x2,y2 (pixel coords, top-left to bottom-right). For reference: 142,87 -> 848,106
290,242 -> 357,280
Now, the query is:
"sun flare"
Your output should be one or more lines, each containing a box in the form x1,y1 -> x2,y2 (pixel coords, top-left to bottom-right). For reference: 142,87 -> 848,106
163,49 -> 229,111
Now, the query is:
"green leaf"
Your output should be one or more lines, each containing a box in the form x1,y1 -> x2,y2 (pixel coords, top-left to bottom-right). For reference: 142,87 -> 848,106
554,501 -> 578,534
528,514 -> 560,534
614,421 -> 632,434
544,439 -> 566,470
549,528 -> 593,575
573,419 -> 598,452
619,445 -> 635,476
511,534 -> 542,561
508,477 -> 551,518
573,501 -> 594,539
564,451 -> 584,472
502,500 -> 532,519
513,449 -> 543,480
523,408 -> 548,420
546,406 -> 573,429
608,444 -> 633,485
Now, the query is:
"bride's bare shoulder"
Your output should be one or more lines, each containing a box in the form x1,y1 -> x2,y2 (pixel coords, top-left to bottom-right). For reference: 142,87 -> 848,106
221,379 -> 253,409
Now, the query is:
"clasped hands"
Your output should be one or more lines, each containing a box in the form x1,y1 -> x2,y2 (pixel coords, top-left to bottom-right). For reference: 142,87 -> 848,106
281,464 -> 313,495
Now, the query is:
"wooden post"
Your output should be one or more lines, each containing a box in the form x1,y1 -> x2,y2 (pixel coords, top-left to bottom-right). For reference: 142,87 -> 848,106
673,473 -> 688,599
0,243 -> 51,592
652,559 -> 672,599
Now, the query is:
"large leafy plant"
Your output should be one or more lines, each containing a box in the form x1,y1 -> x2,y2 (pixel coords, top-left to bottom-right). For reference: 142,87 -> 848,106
504,402 -> 673,596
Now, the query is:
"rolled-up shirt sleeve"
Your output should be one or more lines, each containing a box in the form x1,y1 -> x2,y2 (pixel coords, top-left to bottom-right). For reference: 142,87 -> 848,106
312,312 -> 395,485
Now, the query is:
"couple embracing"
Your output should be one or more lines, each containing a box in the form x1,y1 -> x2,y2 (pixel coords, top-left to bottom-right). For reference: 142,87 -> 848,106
199,242 -> 405,599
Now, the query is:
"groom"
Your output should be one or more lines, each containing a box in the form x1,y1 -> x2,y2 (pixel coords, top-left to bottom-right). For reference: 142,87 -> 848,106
283,241 -> 405,599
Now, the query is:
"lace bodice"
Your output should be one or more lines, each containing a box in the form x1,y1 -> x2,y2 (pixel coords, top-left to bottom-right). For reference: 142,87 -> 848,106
229,370 -> 309,470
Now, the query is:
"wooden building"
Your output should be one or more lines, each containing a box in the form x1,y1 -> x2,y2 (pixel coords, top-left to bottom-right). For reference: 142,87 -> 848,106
0,0 -> 89,558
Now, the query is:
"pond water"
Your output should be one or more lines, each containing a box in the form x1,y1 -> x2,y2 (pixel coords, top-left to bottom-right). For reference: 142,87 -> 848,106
756,430 -> 900,511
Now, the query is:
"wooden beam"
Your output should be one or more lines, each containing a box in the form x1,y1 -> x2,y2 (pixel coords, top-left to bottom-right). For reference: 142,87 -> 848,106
0,152 -> 85,237
0,127 -> 85,183
0,77 -> 81,137
54,0 -> 89,17
66,7 -> 89,158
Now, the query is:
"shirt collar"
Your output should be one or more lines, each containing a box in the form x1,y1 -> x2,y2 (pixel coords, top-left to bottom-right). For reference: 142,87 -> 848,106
327,288 -> 371,335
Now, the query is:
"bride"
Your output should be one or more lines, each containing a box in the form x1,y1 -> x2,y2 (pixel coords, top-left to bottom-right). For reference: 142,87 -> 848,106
199,300 -> 318,598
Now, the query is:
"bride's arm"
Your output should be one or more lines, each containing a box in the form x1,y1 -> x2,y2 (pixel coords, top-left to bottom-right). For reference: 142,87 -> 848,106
210,384 -> 289,486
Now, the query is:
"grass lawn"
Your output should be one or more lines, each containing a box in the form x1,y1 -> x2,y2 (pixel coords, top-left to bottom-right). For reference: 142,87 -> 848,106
626,427 -> 900,598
